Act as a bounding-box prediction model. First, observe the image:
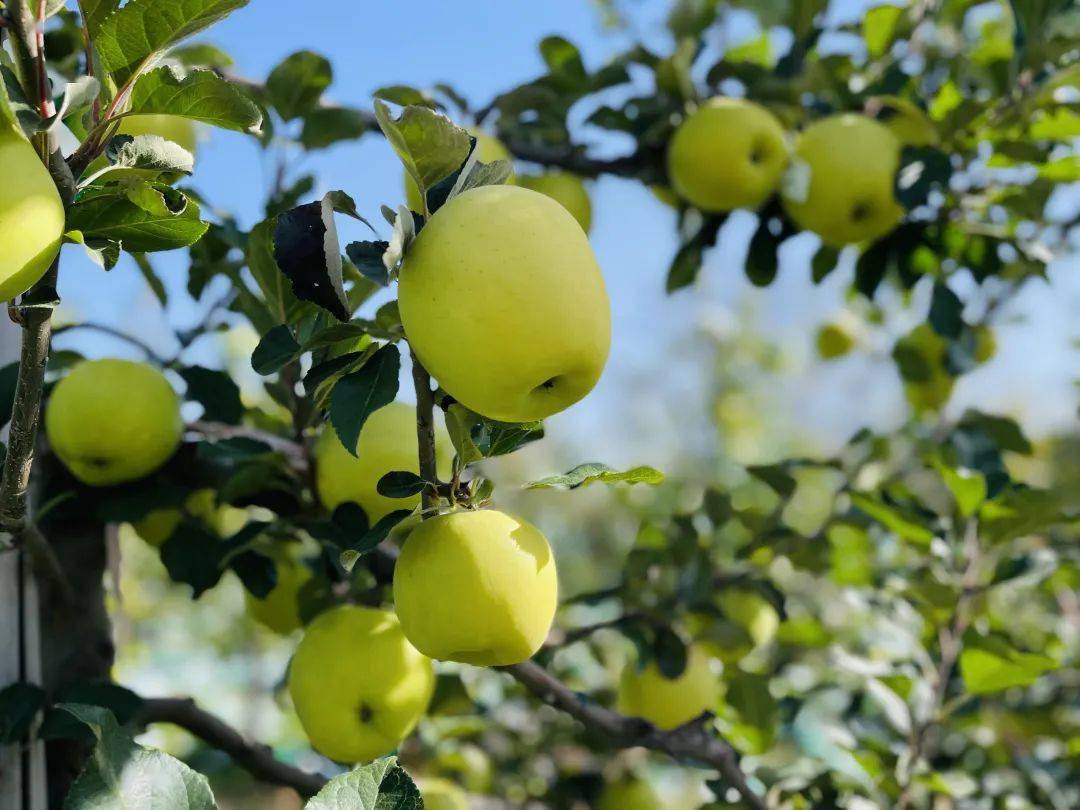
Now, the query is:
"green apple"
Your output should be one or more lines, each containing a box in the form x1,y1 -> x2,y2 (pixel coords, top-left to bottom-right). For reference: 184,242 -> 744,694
133,489 -> 218,547
667,97 -> 789,213
597,778 -> 663,810
781,113 -> 904,247
405,128 -> 513,212
416,778 -> 469,810
516,172 -> 592,232
393,509 -> 558,666
288,605 -> 434,763
398,185 -> 610,423
118,114 -> 199,154
0,131 -> 65,302
716,589 -> 779,648
868,96 -> 939,147
46,359 -> 182,486
314,401 -> 452,521
245,552 -> 313,635
650,184 -> 680,208
618,644 -> 720,730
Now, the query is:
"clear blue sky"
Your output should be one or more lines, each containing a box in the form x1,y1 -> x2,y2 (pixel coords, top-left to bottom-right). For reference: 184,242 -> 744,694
51,0 -> 1080,474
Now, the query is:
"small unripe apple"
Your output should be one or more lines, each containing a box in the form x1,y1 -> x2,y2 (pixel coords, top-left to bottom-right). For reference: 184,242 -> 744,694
314,401 -> 452,522
516,172 -> 592,232
399,185 -> 610,423
244,552 -> 313,635
716,589 -> 779,648
667,97 -> 789,213
597,778 -> 663,810
417,778 -> 470,810
781,114 -> 904,247
133,489 -> 218,547
393,509 -> 558,666
0,131 -> 65,302
404,128 -> 513,212
288,605 -> 433,763
46,359 -> 182,486
118,114 -> 199,154
617,644 -> 720,730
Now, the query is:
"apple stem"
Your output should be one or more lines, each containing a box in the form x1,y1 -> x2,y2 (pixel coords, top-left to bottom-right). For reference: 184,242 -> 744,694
409,348 -> 440,516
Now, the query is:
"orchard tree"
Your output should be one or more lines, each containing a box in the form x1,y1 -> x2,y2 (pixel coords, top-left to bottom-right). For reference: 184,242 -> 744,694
0,0 -> 1078,809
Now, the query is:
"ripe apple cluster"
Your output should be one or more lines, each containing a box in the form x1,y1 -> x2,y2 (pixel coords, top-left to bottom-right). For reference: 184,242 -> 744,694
667,97 -> 907,247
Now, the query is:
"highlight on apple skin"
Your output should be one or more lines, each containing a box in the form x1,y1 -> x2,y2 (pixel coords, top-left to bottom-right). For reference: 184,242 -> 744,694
45,359 -> 183,487
0,131 -> 65,302
398,184 -> 611,423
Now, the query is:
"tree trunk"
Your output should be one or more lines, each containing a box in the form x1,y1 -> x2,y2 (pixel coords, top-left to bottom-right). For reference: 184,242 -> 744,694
1,319 -> 113,808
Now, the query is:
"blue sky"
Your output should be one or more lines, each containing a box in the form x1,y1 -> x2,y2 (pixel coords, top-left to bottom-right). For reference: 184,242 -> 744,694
48,0 -> 1080,473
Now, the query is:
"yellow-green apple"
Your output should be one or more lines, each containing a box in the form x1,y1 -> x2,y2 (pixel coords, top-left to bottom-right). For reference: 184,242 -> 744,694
781,113 -> 904,246
288,605 -> 433,762
597,778 -> 663,810
398,185 -> 610,423
416,778 -> 469,810
0,131 -> 65,302
46,359 -> 182,486
133,489 -> 217,547
516,172 -> 592,232
244,552 -> 313,635
618,644 -> 720,729
118,114 -> 199,154
314,401 -> 452,521
667,97 -> 789,212
393,509 -> 558,666
405,128 -> 513,211
716,589 -> 780,648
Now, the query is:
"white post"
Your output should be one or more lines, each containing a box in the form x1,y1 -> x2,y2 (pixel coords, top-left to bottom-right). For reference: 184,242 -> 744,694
0,318 -> 46,810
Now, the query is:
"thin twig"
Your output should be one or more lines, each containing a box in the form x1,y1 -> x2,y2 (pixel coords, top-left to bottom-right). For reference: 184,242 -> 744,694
52,322 -> 172,366
410,350 -> 440,513
895,519 -> 982,809
188,421 -> 308,469
136,697 -> 327,797
504,661 -> 767,809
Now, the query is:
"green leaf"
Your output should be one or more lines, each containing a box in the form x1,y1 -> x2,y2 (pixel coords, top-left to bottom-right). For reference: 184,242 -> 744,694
850,492 -> 935,545
128,66 -> 261,132
376,471 -> 426,499
179,365 -> 244,424
960,633 -> 1057,694
87,134 -> 194,183
526,463 -> 665,490
306,756 -> 422,810
0,683 -> 46,745
300,106 -> 372,150
67,186 -> 208,252
725,673 -> 778,754
246,218 -> 296,323
329,344 -> 401,458
273,196 -> 350,321
373,99 -> 471,202
251,324 -> 301,376
863,4 -> 905,58
345,241 -> 391,287
936,464 -> 986,518
79,0 -> 121,37
56,702 -> 216,809
266,50 -> 332,121
811,244 -> 840,284
96,0 -> 250,89
539,36 -> 587,83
